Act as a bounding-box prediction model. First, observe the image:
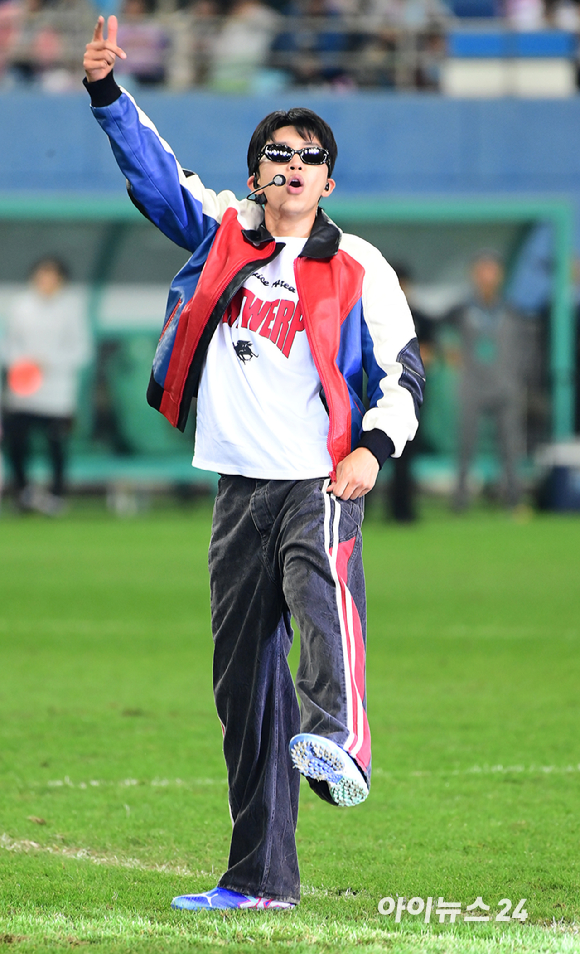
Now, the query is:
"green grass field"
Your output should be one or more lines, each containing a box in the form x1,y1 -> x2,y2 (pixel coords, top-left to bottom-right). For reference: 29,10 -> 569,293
1,497 -> 579,953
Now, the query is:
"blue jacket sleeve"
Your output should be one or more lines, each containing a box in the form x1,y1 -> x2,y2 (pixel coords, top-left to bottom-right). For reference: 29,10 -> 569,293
85,73 -> 239,253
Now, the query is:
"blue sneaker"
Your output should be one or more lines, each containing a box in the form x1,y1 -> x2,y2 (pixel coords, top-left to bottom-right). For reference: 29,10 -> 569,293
171,886 -> 295,910
289,733 -> 369,807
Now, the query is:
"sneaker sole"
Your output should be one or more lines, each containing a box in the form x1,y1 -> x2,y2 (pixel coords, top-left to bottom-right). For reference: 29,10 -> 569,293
289,734 -> 368,807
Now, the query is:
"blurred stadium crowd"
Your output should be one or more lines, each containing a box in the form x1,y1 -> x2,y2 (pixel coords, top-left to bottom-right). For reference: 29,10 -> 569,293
1,0 -> 580,93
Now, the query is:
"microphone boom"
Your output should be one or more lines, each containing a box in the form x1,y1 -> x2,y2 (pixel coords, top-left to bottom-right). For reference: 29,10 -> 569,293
246,175 -> 286,200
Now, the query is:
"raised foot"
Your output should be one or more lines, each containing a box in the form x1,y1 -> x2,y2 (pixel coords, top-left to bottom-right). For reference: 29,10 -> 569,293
289,733 -> 368,807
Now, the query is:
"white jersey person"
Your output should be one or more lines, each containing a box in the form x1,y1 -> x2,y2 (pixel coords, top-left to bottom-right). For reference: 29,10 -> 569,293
2,257 -> 91,515
84,16 -> 425,910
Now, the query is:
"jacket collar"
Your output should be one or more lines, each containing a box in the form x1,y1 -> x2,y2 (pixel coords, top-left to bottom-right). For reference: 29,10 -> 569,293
241,207 -> 342,259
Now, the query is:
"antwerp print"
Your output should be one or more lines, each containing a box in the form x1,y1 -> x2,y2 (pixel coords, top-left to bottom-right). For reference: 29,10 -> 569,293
223,288 -> 305,359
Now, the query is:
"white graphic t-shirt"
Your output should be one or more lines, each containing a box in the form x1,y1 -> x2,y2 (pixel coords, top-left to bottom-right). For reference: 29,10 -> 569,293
192,237 -> 333,478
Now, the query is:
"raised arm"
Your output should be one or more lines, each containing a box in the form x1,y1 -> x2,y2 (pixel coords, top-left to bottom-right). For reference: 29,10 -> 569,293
83,17 -> 240,253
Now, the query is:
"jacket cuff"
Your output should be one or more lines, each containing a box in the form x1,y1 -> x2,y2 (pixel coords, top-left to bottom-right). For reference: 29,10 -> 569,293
83,72 -> 122,107
357,429 -> 395,469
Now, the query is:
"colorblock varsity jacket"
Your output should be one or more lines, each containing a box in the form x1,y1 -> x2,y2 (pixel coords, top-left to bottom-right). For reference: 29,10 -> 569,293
85,74 -> 425,469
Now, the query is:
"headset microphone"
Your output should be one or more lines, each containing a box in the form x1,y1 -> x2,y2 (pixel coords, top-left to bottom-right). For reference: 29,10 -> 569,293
246,174 -> 286,200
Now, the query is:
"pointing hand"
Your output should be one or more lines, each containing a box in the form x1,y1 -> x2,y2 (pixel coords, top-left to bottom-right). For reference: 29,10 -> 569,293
83,15 -> 126,83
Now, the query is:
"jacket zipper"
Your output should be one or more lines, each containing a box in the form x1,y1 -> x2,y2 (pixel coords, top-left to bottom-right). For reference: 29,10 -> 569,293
159,298 -> 182,339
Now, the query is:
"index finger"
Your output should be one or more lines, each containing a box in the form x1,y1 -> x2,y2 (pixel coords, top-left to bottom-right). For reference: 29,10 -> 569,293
92,15 -> 104,42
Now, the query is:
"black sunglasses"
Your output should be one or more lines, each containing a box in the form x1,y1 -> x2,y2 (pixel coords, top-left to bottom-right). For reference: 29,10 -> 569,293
258,143 -> 330,167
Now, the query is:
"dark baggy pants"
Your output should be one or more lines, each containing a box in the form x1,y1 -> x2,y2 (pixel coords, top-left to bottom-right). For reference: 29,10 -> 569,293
209,476 -> 371,904
3,411 -> 72,498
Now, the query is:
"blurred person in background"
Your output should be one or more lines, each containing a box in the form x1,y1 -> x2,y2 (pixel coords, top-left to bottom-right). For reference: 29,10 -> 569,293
447,249 -> 529,513
362,0 -> 447,27
5,0 -> 62,86
354,0 -> 446,90
209,0 -> 278,92
504,0 -> 546,28
545,0 -> 580,29
387,263 -> 435,522
415,29 -> 445,90
575,259 -> 580,433
167,0 -> 221,90
272,0 -> 353,88
115,0 -> 169,87
5,0 -> 94,91
1,257 -> 91,515
0,0 -> 20,83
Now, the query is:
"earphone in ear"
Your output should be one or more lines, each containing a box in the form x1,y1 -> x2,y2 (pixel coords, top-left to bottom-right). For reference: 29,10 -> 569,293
324,183 -> 330,191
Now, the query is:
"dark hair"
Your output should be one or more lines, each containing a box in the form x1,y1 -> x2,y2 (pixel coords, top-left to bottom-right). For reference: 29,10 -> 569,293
29,256 -> 70,282
247,107 -> 338,179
